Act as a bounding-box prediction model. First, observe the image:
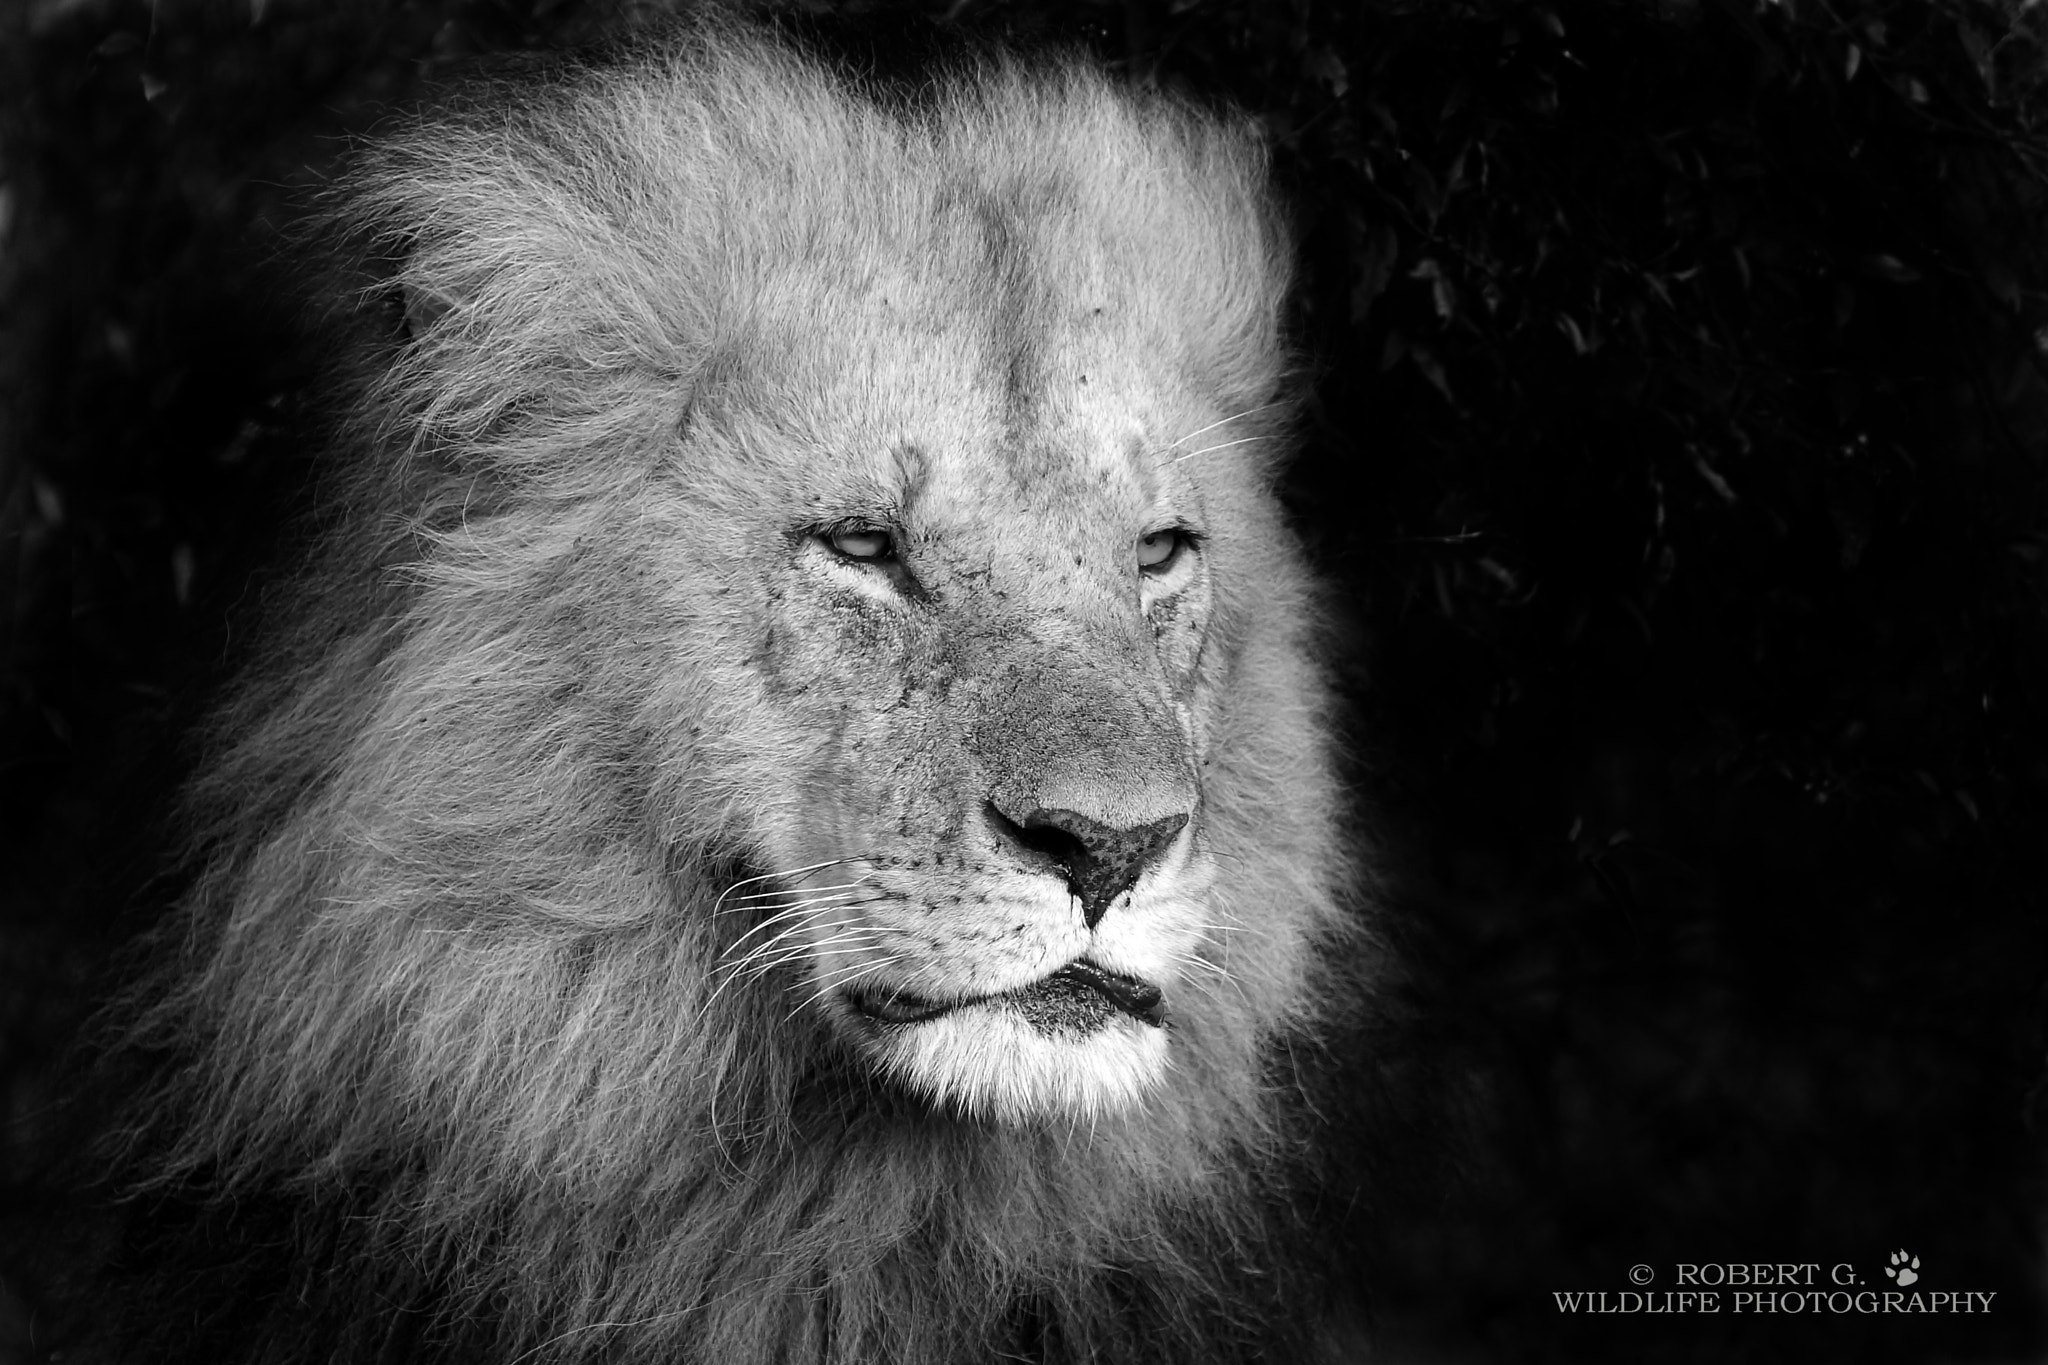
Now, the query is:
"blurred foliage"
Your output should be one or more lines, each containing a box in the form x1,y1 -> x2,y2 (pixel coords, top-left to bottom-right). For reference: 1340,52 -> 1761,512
1,0 -> 2044,1361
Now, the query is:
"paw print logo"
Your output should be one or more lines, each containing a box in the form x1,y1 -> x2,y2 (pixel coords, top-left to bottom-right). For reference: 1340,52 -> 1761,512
1886,1250 -> 1920,1287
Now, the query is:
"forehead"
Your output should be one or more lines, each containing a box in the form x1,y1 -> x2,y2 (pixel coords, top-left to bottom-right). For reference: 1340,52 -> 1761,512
740,264 -> 1202,528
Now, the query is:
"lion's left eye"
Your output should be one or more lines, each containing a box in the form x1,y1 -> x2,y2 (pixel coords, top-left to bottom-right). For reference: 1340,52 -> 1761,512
1137,529 -> 1187,574
825,527 -> 895,561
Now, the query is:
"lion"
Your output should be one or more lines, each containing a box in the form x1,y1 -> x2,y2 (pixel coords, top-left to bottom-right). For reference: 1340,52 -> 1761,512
84,17 -> 1388,1365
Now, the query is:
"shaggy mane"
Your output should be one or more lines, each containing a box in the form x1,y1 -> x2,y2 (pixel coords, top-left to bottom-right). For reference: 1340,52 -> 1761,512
88,18 -> 1383,1365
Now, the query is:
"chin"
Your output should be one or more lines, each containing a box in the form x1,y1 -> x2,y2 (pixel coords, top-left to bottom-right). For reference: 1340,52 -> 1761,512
842,969 -> 1176,1122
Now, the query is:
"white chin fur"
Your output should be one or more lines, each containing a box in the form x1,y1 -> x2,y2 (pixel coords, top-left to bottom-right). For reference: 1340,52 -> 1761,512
871,1003 -> 1170,1122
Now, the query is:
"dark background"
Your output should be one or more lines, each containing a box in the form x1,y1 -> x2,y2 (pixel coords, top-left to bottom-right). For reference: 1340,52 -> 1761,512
1,0 -> 2044,1361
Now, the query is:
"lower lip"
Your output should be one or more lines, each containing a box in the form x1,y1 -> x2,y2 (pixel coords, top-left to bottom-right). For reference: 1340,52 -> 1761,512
852,962 -> 1165,1029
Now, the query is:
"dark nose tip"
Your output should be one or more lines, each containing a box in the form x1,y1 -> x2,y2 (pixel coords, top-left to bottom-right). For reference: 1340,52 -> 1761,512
987,804 -> 1189,929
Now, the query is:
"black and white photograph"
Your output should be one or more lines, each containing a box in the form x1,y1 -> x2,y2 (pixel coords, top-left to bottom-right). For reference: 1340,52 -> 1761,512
1,1 -> 2043,1361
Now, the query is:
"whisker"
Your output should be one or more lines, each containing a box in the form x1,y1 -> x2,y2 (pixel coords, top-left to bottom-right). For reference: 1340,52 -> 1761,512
702,914 -> 866,1018
729,929 -> 884,983
1185,952 -> 1252,1009
722,896 -> 861,953
718,879 -> 869,907
727,937 -> 846,977
1168,434 -> 1268,465
722,914 -> 889,979
784,957 -> 898,1025
1166,401 -> 1279,450
712,858 -> 851,912
721,912 -> 859,976
724,895 -> 854,932
735,890 -> 862,918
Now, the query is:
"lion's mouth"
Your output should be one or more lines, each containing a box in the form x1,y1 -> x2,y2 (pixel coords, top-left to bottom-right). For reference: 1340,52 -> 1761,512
849,960 -> 1166,1031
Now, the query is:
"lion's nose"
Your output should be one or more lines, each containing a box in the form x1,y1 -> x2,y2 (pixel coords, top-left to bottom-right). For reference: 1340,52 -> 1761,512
987,803 -> 1189,929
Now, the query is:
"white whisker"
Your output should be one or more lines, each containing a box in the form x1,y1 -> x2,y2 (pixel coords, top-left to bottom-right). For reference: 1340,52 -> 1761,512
720,913 -> 858,977
1184,952 -> 1252,1009
730,929 -> 883,983
712,858 -> 851,912
722,895 -> 861,954
718,879 -> 869,907
1168,434 -> 1268,464
1166,401 -> 1278,450
784,957 -> 898,1024
702,912 -> 867,1019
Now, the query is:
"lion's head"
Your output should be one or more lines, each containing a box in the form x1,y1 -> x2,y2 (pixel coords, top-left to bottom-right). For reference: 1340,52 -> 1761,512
98,20 -> 1374,1364
660,159 -> 1330,1118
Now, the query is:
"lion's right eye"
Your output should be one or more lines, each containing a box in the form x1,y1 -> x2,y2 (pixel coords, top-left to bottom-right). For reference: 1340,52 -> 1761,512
824,527 -> 894,561
1137,527 -> 1195,576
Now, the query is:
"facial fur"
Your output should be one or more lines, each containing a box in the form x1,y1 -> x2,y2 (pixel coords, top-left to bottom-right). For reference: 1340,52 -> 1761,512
696,334 -> 1249,1118
95,21 -> 1374,1365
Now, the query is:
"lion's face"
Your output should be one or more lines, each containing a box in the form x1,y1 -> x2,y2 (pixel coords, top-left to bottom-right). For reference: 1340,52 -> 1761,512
656,279 -> 1253,1121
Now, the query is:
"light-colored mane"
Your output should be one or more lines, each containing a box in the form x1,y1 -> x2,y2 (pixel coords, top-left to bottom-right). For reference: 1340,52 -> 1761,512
97,20 -> 1378,1364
